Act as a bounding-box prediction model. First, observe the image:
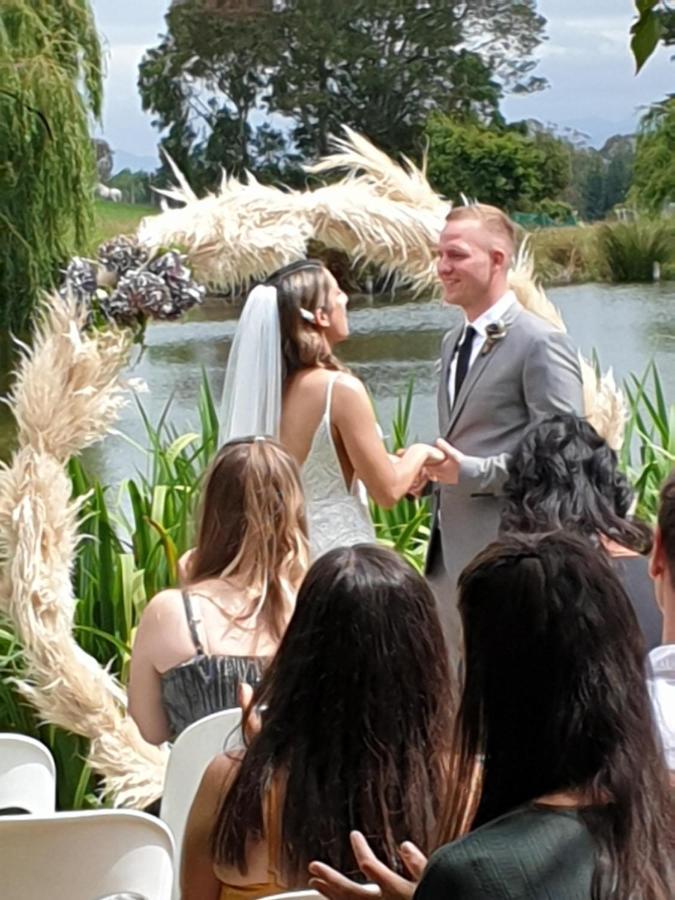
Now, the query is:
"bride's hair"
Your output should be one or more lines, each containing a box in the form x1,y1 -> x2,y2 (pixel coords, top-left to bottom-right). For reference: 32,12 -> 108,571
265,259 -> 348,377
187,438 -> 309,640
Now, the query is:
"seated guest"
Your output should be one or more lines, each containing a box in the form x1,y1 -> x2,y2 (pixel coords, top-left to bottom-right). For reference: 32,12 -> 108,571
309,534 -> 675,899
648,469 -> 675,773
128,438 -> 308,744
500,413 -> 661,650
181,544 -> 454,900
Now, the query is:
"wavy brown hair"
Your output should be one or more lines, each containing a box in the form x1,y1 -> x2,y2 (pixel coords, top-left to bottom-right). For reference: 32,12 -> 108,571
266,259 -> 347,378
441,533 -> 674,899
501,414 -> 652,554
187,438 -> 308,641
211,544 -> 454,883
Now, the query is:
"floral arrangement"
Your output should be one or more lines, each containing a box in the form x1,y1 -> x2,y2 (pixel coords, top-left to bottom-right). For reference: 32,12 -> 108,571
60,235 -> 206,333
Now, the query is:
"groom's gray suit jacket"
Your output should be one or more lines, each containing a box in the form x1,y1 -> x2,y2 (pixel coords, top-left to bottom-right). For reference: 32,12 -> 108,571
426,300 -> 584,656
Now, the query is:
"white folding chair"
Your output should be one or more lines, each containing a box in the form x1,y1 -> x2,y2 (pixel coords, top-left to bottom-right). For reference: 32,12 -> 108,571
0,733 -> 56,815
0,808 -> 174,900
265,892 -> 324,900
160,706 -> 242,896
266,890 -> 378,900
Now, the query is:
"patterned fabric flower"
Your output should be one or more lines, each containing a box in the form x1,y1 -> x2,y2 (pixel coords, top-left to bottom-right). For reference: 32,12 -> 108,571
147,251 -> 206,318
59,239 -> 205,330
97,235 -> 149,276
101,271 -> 171,325
60,257 -> 98,304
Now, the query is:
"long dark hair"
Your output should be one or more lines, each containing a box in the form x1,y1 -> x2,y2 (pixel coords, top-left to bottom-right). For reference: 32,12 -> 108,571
187,439 -> 308,640
442,533 -> 674,898
266,259 -> 347,378
500,414 -> 652,553
211,544 -> 454,882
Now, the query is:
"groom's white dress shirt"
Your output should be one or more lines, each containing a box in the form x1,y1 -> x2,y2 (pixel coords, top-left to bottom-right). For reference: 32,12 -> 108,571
448,290 -> 517,408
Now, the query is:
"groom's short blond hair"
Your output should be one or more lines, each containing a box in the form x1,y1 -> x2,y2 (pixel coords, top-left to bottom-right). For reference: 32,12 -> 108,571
445,204 -> 516,261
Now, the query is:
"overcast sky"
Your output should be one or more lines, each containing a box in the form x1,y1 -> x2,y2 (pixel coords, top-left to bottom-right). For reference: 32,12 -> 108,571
92,0 -> 674,167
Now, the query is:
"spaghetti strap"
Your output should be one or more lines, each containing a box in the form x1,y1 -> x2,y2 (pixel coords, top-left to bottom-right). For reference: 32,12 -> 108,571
323,371 -> 340,425
181,590 -> 205,655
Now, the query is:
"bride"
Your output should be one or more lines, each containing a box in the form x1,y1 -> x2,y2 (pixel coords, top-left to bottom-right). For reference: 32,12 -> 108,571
220,259 -> 442,558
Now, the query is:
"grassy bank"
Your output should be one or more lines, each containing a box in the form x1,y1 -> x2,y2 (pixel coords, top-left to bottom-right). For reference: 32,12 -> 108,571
89,199 -> 156,251
529,220 -> 675,286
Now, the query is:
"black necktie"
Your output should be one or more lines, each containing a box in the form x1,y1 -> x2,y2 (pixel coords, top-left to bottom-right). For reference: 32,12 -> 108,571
453,325 -> 476,402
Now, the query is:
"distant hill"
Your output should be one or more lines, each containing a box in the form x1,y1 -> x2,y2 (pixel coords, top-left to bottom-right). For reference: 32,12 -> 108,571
112,149 -> 159,174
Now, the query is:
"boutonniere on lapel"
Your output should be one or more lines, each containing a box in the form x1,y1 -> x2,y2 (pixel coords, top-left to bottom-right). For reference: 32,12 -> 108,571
481,320 -> 508,356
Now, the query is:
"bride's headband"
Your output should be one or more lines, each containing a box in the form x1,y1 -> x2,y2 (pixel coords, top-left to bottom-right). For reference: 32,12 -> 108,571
264,260 -> 323,326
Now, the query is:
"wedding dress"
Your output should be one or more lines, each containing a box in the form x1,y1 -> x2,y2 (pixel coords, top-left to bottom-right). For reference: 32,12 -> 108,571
219,284 -> 375,559
302,372 -> 376,559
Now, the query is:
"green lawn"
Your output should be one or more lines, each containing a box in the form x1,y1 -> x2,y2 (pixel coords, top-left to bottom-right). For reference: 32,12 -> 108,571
89,199 -> 158,251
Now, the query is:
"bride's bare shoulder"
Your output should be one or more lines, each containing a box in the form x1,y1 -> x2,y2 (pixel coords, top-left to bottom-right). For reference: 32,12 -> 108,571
287,367 -> 362,396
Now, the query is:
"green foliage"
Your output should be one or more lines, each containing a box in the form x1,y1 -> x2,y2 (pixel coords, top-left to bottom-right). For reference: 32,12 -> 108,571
108,169 -> 156,206
139,0 -> 547,188
529,226 -> 604,284
621,361 -> 675,523
138,0 -> 298,189
0,618 -> 100,810
597,218 -> 675,282
629,96 -> 675,214
0,1 -> 102,329
559,134 -> 635,222
369,381 -> 431,572
425,115 -> 571,212
89,200 -> 156,253
267,0 -> 501,160
630,0 -> 668,72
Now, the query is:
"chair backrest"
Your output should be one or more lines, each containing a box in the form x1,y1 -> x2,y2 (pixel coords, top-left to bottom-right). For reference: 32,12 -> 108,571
0,733 -> 56,815
0,808 -> 174,900
264,893 -> 324,900
160,707 -> 242,881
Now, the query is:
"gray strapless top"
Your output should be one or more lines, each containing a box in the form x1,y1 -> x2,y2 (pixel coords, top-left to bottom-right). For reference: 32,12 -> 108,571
159,591 -> 267,739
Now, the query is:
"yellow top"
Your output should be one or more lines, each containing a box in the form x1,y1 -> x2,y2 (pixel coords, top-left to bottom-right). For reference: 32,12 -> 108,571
216,781 -> 288,900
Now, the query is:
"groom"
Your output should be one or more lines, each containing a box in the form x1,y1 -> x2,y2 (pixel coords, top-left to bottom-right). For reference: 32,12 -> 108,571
423,204 -> 584,661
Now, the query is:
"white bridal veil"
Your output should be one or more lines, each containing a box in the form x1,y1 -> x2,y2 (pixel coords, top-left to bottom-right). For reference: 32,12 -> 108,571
219,284 -> 283,442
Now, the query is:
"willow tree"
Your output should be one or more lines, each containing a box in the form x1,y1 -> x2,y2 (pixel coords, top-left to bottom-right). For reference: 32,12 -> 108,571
0,1 -> 102,330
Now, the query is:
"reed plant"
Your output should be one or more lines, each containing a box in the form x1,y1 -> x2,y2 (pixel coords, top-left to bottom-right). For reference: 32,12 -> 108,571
597,219 -> 675,283
529,225 -> 604,285
621,361 -> 675,523
369,380 -> 432,572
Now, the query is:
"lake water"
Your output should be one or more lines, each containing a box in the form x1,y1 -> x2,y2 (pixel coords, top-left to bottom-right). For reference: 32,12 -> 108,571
1,281 -> 674,484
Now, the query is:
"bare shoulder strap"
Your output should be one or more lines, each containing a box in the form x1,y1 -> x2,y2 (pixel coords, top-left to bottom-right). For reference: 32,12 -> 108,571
323,371 -> 341,425
181,590 -> 205,655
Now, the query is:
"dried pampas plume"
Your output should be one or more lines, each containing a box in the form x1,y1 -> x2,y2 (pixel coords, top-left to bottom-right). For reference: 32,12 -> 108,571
138,127 -> 626,446
0,297 -> 166,806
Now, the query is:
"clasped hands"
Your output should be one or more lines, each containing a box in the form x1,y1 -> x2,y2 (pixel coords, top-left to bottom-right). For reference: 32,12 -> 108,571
408,437 -> 462,492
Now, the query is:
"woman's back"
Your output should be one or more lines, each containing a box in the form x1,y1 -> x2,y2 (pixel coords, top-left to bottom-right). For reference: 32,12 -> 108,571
131,581 -> 278,741
157,586 -> 273,738
417,804 -> 595,900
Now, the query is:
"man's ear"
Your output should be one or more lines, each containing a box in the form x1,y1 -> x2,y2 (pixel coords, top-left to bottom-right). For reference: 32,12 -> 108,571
492,247 -> 507,269
650,526 -> 666,581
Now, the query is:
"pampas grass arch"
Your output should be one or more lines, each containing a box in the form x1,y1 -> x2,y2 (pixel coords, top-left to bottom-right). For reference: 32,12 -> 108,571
0,130 -> 625,807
